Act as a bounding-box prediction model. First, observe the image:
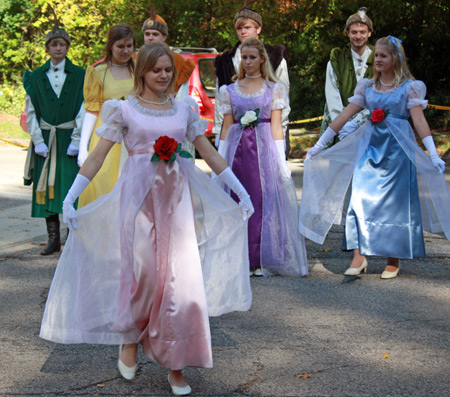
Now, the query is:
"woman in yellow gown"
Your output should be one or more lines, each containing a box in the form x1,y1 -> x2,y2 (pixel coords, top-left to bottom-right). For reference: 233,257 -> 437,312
77,24 -> 135,207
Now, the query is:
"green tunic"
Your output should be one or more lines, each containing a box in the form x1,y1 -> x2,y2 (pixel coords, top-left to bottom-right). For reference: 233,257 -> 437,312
320,44 -> 374,134
23,58 -> 85,218
329,44 -> 374,107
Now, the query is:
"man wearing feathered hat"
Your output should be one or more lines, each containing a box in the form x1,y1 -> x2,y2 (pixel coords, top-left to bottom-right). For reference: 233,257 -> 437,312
23,9 -> 85,255
320,7 -> 374,141
213,1 -> 291,154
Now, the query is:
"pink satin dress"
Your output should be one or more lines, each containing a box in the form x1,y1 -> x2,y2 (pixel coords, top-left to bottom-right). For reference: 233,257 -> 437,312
39,95 -> 252,370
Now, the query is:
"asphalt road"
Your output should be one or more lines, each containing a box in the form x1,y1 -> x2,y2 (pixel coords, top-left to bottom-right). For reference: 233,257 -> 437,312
1,140 -> 449,396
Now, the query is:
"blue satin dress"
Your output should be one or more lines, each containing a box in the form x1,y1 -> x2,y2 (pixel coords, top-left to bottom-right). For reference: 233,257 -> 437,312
344,81 -> 426,259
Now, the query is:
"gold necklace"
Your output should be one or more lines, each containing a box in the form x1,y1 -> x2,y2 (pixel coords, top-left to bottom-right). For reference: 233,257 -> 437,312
138,94 -> 169,105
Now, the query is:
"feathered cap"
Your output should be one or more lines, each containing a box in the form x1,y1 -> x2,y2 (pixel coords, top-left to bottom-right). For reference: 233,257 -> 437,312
345,7 -> 373,32
233,0 -> 262,27
142,7 -> 169,36
45,5 -> 71,46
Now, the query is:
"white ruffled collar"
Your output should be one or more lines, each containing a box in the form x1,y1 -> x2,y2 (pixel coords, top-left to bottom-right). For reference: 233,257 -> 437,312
351,46 -> 372,62
128,94 -> 178,116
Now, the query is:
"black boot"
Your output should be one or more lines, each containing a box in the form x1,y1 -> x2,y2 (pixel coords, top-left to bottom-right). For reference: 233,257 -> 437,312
41,214 -> 61,255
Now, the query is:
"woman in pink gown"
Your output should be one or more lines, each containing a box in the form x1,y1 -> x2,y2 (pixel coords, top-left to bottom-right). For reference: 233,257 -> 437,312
40,42 -> 254,396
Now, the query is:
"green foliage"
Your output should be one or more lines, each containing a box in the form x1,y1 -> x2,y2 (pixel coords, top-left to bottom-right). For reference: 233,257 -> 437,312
0,0 -> 449,128
0,74 -> 26,116
426,92 -> 450,131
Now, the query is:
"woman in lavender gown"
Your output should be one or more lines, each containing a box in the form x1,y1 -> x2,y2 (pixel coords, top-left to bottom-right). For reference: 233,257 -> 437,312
216,38 -> 308,277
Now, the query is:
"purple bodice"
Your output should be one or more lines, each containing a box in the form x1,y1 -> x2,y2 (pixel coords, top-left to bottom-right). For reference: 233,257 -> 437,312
226,82 -> 274,121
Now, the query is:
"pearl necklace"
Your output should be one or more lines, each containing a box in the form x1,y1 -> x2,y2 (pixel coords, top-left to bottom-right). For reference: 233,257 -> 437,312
245,73 -> 262,79
379,78 -> 394,87
138,94 -> 170,105
109,62 -> 128,67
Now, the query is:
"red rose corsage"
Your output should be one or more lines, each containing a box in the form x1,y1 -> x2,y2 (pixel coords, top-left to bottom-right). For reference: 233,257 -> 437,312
151,136 -> 193,164
370,108 -> 389,123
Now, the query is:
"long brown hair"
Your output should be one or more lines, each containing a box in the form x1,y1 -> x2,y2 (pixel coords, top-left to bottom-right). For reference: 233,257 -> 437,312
103,24 -> 136,75
131,42 -> 177,96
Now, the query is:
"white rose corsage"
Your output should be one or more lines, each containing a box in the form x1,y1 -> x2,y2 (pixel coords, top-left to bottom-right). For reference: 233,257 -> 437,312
239,109 -> 260,128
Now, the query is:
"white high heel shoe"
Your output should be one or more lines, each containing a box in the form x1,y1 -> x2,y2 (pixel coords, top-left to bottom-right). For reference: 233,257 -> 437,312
118,345 -> 137,380
168,373 -> 192,396
344,258 -> 368,276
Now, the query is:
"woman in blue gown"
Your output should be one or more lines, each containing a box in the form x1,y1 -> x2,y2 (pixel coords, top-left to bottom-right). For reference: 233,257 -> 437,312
300,36 -> 449,279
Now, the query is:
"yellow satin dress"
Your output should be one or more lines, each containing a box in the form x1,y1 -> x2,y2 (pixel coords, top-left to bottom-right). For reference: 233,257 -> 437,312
78,64 -> 133,208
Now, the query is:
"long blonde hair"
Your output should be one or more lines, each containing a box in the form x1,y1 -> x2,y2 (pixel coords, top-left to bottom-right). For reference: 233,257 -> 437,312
235,38 -> 278,83
371,36 -> 415,88
131,42 -> 177,96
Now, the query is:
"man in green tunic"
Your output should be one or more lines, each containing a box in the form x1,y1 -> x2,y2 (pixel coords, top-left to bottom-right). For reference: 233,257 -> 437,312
23,25 -> 85,255
320,7 -> 374,140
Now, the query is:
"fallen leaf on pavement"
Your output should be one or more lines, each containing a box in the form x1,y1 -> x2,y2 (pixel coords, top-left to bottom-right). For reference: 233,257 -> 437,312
382,353 -> 389,359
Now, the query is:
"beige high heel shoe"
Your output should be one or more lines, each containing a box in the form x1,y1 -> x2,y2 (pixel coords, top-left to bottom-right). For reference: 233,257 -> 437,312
381,267 -> 400,279
344,258 -> 368,276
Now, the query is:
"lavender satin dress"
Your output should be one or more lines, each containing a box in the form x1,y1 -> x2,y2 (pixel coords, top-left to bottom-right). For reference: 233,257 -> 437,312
219,81 -> 308,276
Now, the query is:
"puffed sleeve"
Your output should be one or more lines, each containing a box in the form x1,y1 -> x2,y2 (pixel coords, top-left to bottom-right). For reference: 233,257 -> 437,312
95,99 -> 127,143
271,82 -> 288,110
83,65 -> 103,112
218,85 -> 232,115
348,78 -> 370,108
407,80 -> 428,110
184,97 -> 209,142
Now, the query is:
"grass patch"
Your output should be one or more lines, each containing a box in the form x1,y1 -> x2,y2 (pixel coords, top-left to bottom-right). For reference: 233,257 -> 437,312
434,135 -> 450,153
290,135 -> 318,151
0,114 -> 29,140
289,133 -> 319,158
0,121 -> 28,139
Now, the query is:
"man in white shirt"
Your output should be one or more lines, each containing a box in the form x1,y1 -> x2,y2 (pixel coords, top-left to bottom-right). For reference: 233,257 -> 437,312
213,6 -> 291,155
321,7 -> 374,141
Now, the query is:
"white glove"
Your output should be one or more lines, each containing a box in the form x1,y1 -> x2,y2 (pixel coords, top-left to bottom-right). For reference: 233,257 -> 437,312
422,135 -> 445,174
34,142 -> 48,157
275,140 -> 291,177
67,143 -> 79,156
338,120 -> 359,140
62,174 -> 91,230
217,139 -> 229,160
217,167 -> 254,221
306,127 -> 336,160
78,112 -> 98,167
211,140 -> 229,181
